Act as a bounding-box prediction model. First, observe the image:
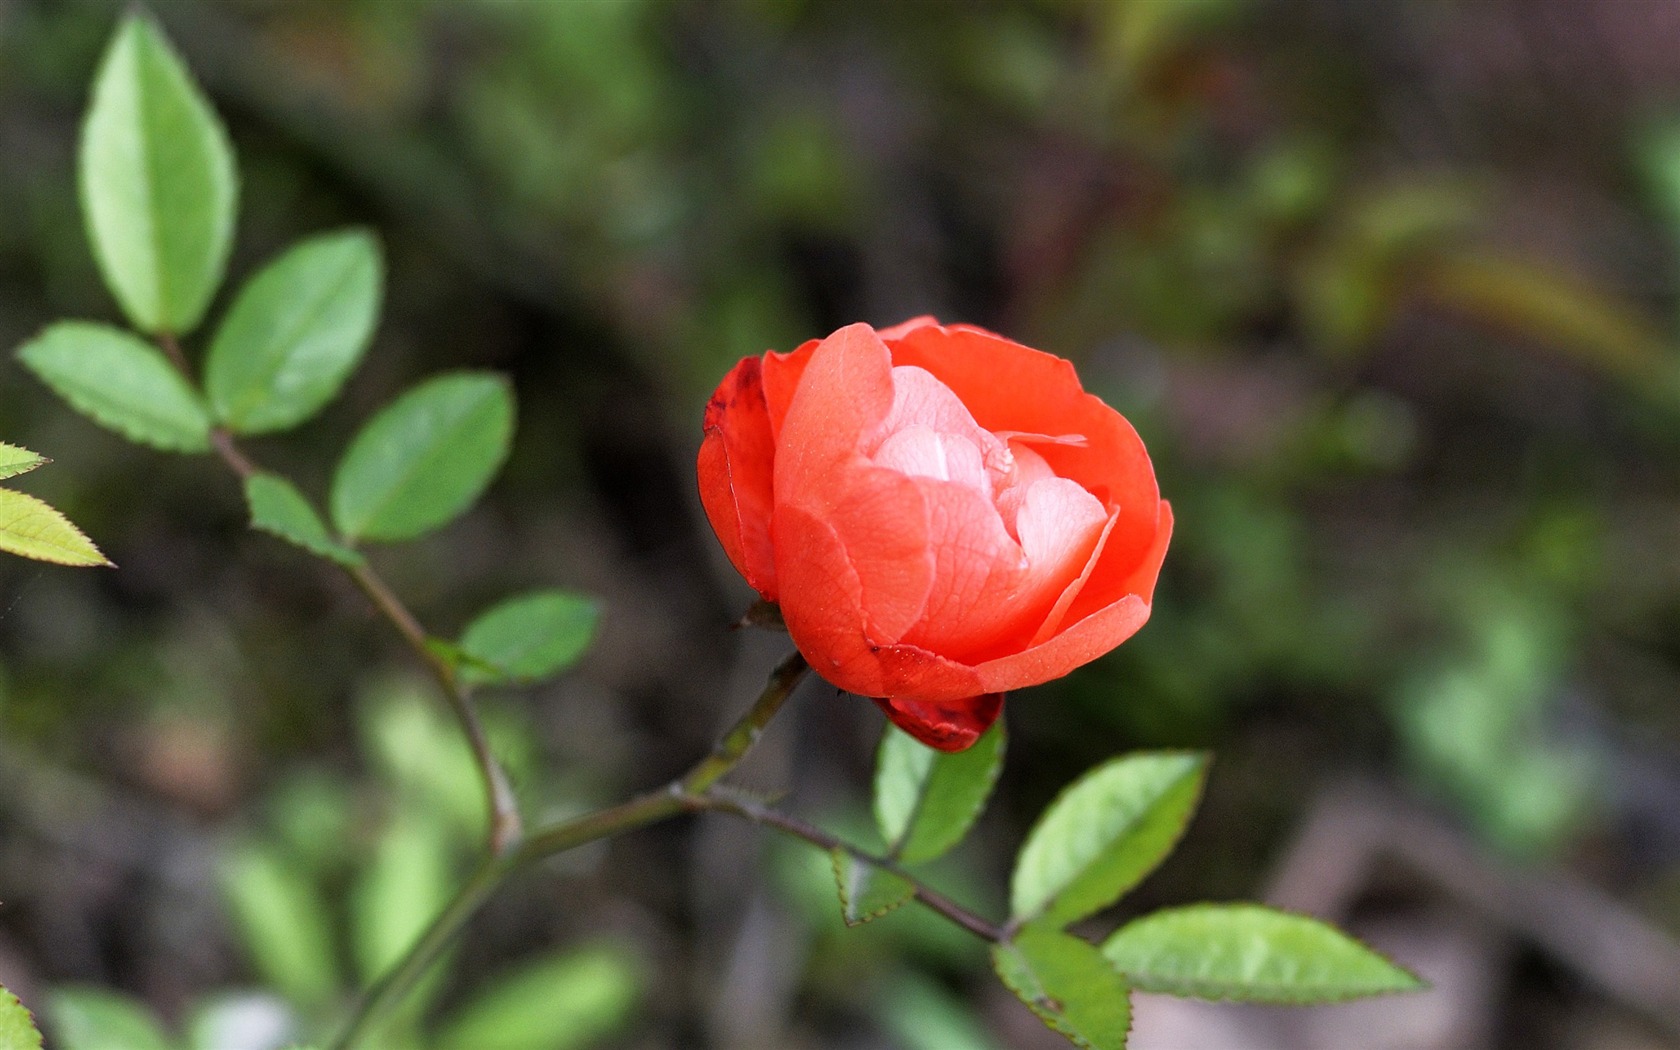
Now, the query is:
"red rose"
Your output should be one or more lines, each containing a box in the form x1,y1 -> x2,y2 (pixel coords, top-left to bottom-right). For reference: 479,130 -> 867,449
698,318 -> 1171,751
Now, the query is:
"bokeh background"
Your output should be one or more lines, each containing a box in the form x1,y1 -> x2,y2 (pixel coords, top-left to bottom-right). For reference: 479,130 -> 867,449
3,0 -> 1680,1048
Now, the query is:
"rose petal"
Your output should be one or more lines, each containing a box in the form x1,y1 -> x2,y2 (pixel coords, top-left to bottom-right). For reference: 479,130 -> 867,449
775,325 -> 935,643
873,425 -> 989,493
774,504 -> 983,699
976,501 -> 1173,693
872,692 -> 1005,752
886,322 -> 1158,541
699,355 -> 779,597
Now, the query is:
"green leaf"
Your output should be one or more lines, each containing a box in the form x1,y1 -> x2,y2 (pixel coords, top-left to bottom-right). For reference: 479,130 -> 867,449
49,988 -> 174,1050
329,372 -> 514,542
0,985 -> 43,1050
0,488 -> 110,567
830,848 -> 915,926
17,322 -> 211,451
351,814 -> 455,986
457,589 -> 599,686
207,229 -> 382,433
79,13 -> 237,335
1010,752 -> 1206,927
244,473 -> 363,566
0,444 -> 48,481
874,720 -> 1004,865
1101,904 -> 1424,1003
434,945 -> 642,1050
218,841 -> 342,1008
992,925 -> 1131,1050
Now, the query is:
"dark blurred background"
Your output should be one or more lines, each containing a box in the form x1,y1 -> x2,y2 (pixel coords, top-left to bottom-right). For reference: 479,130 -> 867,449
3,0 -> 1680,1048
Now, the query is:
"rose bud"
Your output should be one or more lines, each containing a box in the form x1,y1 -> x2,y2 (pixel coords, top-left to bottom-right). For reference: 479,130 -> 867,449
698,318 -> 1171,751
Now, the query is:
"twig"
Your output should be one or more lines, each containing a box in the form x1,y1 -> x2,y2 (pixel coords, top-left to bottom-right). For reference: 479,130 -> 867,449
151,332 -> 523,855
690,790 -> 1006,943
329,651 -> 811,1050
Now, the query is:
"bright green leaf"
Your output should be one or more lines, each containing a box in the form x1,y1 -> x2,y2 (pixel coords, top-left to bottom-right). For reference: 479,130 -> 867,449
207,229 -> 382,433
79,14 -> 237,335
1010,752 -> 1206,927
874,720 -> 1004,865
218,841 -> 341,1008
0,489 -> 110,567
457,589 -> 599,686
1101,904 -> 1424,1003
17,322 -> 211,451
351,814 -> 455,986
992,925 -> 1131,1050
0,444 -> 48,481
434,945 -> 642,1050
245,473 -> 363,566
329,372 -> 514,542
49,988 -> 174,1050
830,848 -> 914,926
0,985 -> 43,1050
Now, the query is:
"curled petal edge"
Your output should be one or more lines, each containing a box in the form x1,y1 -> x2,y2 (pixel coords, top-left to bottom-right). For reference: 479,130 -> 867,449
872,692 -> 1005,752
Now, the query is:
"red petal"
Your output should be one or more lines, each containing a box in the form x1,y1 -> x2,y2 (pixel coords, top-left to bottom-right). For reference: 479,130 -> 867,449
976,501 -> 1173,693
872,692 -> 1005,752
774,325 -> 936,643
886,322 -> 1159,551
699,356 -> 778,598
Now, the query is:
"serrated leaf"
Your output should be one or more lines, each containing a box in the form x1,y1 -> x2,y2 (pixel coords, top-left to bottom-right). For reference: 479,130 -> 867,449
218,841 -> 341,1009
457,589 -> 598,686
992,925 -> 1131,1050
830,848 -> 914,926
207,229 -> 382,433
434,945 -> 641,1050
79,14 -> 237,335
329,372 -> 514,542
1101,904 -> 1424,1003
875,720 -> 1004,866
244,473 -> 363,566
49,988 -> 174,1050
0,985 -> 43,1050
1010,752 -> 1206,927
0,444 -> 48,481
17,322 -> 211,451
0,489 -> 110,567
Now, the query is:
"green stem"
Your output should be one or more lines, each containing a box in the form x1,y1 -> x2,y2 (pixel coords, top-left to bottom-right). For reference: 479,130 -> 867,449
346,561 -> 523,854
681,650 -> 810,794
329,651 -> 811,1050
327,851 -> 511,1050
691,791 -> 1005,943
151,331 -> 524,856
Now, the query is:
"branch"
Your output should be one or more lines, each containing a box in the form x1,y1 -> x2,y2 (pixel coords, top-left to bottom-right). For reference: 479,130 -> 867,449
153,333 -> 523,855
329,650 -> 811,1049
689,790 -> 1006,943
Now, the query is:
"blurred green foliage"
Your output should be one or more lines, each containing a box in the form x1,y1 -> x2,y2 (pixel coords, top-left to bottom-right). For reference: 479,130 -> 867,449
3,0 -> 1680,1046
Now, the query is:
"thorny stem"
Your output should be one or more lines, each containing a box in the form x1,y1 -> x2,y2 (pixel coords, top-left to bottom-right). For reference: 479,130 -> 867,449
152,332 -> 522,854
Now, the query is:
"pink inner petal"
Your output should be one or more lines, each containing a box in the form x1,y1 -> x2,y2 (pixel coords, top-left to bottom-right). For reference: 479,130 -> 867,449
874,425 -> 989,494
992,441 -> 1056,540
874,366 -> 1007,466
1015,476 -> 1108,584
